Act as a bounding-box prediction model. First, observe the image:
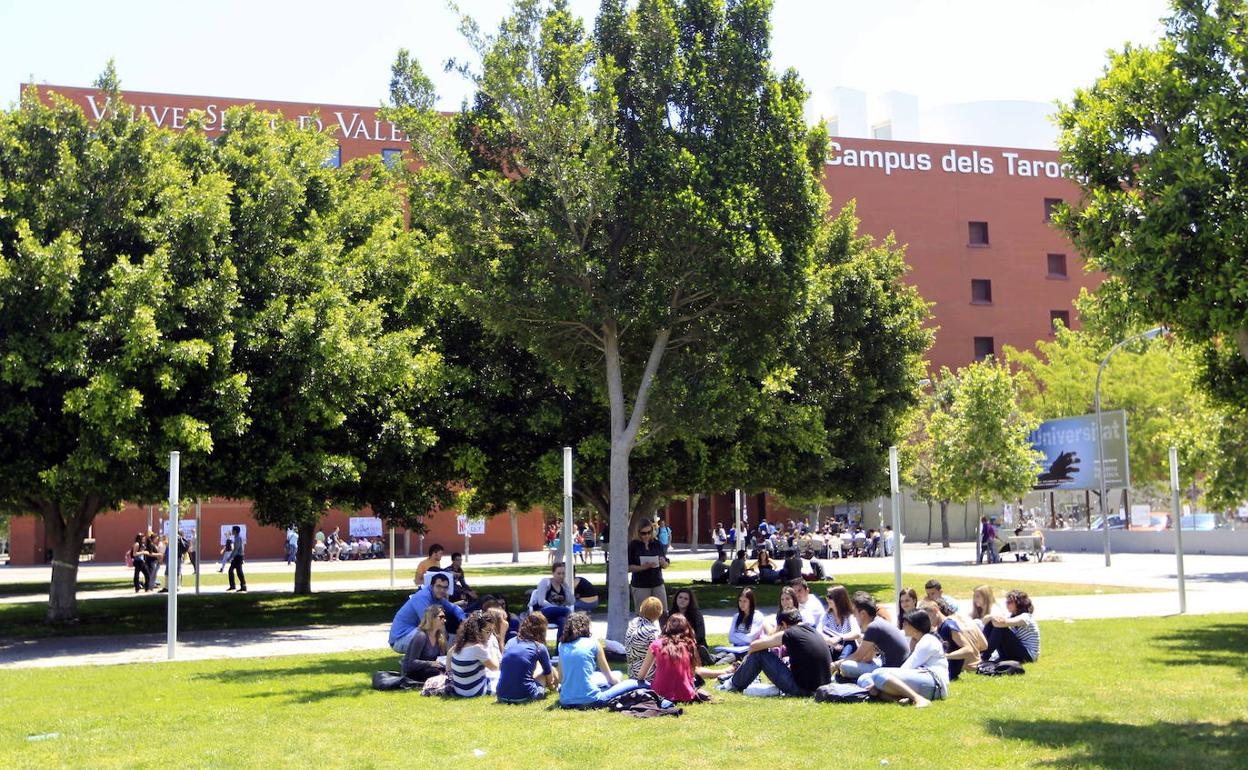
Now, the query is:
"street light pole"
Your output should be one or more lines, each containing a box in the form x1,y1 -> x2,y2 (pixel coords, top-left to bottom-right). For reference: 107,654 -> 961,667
1095,326 -> 1166,567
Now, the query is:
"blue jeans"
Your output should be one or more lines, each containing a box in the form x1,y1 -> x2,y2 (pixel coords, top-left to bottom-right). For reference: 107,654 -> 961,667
574,600 -> 599,613
540,605 -> 572,637
837,658 -> 879,680
861,667 -> 945,700
590,672 -> 647,703
731,649 -> 808,696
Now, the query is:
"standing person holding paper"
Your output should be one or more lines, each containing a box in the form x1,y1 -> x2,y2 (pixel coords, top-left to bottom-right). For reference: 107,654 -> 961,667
628,521 -> 669,614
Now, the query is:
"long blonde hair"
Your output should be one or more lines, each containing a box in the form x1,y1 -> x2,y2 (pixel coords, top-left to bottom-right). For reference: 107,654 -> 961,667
972,585 -> 996,620
418,605 -> 448,654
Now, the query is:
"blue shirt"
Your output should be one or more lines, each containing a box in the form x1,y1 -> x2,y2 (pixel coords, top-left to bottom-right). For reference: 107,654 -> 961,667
657,526 -> 671,546
387,587 -> 465,648
496,640 -> 551,702
557,637 -> 601,706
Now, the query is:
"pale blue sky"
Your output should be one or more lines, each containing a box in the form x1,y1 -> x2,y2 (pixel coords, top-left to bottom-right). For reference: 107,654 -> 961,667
2,0 -> 1170,114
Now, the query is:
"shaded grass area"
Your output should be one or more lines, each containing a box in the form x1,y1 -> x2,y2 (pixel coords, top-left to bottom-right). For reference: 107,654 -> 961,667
0,559 -> 1158,600
2,614 -> 1245,769
0,572 -> 1150,642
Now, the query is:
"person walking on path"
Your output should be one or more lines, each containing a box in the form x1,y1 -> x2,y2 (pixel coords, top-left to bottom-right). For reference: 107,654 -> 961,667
226,525 -> 247,592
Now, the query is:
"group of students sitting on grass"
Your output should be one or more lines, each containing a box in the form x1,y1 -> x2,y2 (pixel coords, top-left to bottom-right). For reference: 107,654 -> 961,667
386,568 -> 1041,709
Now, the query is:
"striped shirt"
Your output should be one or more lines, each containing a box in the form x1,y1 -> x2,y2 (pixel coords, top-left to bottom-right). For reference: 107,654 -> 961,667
1011,613 -> 1041,661
450,644 -> 496,697
624,616 -> 659,679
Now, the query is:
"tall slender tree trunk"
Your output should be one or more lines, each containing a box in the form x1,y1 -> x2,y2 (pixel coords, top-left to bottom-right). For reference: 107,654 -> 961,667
509,504 -> 520,563
603,320 -> 669,642
939,500 -> 950,548
926,500 -> 933,545
293,520 -> 315,595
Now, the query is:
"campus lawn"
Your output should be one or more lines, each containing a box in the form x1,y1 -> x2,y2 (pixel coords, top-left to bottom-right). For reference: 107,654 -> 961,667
1,575 -> 1155,641
2,614 -> 1246,769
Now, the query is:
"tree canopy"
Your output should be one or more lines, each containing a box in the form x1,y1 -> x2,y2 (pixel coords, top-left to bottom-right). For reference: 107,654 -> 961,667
1056,0 -> 1248,407
0,70 -> 247,620
385,0 -> 923,639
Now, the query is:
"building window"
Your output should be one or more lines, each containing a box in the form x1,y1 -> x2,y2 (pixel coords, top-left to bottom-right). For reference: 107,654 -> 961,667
381,148 -> 402,168
322,145 -> 341,169
1050,310 -> 1071,332
971,279 -> 993,304
968,221 -> 989,246
1047,253 -> 1068,278
872,121 -> 892,140
974,336 -> 995,361
1044,197 -> 1063,222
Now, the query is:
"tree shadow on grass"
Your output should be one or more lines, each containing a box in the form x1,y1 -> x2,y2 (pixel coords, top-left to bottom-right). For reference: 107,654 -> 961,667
189,655 -> 392,704
1151,619 -> 1248,675
985,718 -> 1248,770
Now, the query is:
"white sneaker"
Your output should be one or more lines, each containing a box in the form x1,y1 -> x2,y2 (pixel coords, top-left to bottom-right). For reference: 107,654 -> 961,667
716,680 -> 737,692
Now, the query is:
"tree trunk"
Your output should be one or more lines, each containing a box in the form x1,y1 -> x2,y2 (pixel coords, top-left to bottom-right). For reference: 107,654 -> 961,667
926,500 -> 933,545
606,438 -> 632,642
690,494 -> 699,553
509,505 -> 520,563
293,520 -> 315,595
43,497 -> 99,624
602,321 -> 670,642
939,500 -> 950,548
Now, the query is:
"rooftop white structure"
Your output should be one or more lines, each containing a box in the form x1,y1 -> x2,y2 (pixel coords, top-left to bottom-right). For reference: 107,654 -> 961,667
817,87 -> 1059,150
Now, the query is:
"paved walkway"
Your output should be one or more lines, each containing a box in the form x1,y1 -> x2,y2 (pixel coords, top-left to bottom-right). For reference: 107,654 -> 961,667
3,544 -> 1246,669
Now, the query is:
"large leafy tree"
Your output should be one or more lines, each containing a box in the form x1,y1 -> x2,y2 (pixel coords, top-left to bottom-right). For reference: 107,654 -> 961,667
0,70 -> 247,621
1056,0 -> 1248,406
176,108 -> 449,594
388,0 -> 829,638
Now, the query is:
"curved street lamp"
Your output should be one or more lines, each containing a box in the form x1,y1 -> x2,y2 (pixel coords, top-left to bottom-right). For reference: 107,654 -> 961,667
1095,326 -> 1167,567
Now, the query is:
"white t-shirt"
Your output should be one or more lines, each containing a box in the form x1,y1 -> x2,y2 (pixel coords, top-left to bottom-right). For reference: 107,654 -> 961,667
903,632 -> 950,693
728,612 -> 766,646
799,595 -> 825,627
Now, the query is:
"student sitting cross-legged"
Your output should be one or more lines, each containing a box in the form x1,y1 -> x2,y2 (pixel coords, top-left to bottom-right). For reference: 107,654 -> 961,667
449,611 -> 500,697
857,609 -> 950,708
496,612 -> 559,704
724,608 -> 832,697
399,606 -> 448,682
830,591 -> 910,681
637,613 -> 730,703
558,612 -> 646,708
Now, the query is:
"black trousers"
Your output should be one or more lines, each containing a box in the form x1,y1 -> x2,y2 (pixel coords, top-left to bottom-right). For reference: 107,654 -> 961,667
133,557 -> 148,591
228,554 -> 246,589
983,623 -> 1034,663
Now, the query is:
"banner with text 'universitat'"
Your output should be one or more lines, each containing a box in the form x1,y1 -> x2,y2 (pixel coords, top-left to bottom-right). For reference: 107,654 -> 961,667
1029,411 -> 1130,491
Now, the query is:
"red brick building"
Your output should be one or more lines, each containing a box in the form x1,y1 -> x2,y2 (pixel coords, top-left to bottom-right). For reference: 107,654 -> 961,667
7,85 -> 1096,562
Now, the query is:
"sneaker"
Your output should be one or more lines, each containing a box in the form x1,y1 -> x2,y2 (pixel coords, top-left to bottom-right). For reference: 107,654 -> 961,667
226,587 -> 235,592
715,680 -> 737,692
238,587 -> 247,593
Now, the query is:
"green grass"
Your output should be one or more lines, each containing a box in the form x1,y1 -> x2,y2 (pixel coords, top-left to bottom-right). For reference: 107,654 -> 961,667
1,574 -> 1154,642
1,614 -> 1245,769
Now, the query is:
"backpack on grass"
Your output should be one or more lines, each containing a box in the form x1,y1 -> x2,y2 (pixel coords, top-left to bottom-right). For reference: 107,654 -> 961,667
976,660 -> 1026,676
814,682 -> 872,703
371,671 -> 421,691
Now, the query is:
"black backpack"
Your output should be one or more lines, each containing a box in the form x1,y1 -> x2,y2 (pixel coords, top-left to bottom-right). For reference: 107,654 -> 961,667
976,660 -> 1026,676
371,671 -> 422,691
814,682 -> 872,703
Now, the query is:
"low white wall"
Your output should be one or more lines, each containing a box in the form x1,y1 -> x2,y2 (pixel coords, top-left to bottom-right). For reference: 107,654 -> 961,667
1044,528 -> 1248,556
